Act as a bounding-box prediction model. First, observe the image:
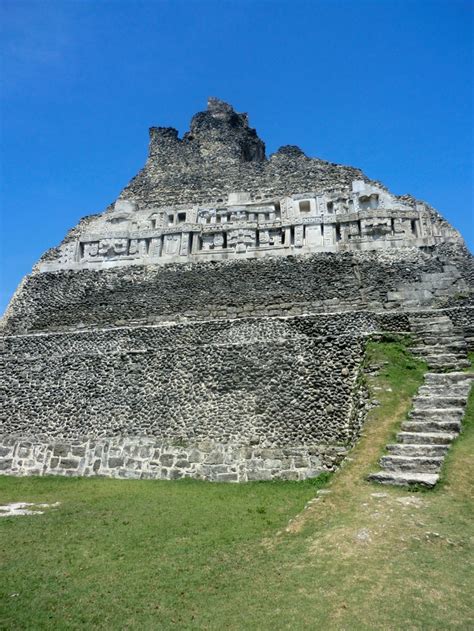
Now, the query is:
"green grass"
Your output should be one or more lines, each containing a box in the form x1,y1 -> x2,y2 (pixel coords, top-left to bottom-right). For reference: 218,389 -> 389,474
1,339 -> 473,630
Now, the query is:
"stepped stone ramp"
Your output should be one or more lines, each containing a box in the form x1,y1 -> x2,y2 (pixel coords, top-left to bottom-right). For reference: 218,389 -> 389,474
386,266 -> 470,311
409,313 -> 470,371
368,372 -> 474,487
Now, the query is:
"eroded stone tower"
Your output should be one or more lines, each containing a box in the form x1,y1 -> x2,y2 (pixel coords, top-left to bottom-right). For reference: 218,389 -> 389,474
1,98 -> 472,481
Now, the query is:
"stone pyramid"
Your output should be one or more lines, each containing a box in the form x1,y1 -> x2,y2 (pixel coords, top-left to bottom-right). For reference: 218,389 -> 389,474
1,98 -> 472,481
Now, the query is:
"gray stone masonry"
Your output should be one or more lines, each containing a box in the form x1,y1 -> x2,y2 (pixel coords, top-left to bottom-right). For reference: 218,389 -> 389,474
0,316 -> 370,482
31,98 -> 465,271
409,313 -> 470,370
3,246 -> 472,335
369,311 -> 474,487
0,437 -> 348,482
368,373 -> 474,488
1,98 -> 473,482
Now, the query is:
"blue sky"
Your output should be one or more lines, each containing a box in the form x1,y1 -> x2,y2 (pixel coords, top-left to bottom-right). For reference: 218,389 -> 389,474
0,0 -> 472,314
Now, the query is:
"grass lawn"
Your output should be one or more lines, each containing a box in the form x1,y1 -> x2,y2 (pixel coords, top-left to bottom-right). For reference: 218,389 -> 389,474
1,339 -> 473,630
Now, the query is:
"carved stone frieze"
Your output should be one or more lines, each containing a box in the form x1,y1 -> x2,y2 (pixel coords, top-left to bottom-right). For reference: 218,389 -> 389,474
41,178 -> 461,272
34,100 -> 463,273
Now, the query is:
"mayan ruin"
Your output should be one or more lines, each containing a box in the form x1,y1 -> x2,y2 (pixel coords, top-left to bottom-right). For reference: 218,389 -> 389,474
1,97 -> 473,486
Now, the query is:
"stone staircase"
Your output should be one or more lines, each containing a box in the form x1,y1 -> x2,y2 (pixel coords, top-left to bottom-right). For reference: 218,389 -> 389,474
408,313 -> 470,371
368,312 -> 473,488
368,373 -> 474,487
385,266 -> 470,310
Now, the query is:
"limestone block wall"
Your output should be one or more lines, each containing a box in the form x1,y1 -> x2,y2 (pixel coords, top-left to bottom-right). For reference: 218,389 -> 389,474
0,317 -> 368,480
0,437 -> 349,482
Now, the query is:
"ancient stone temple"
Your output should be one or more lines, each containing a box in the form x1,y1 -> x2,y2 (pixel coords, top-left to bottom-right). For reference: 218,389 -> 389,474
1,97 -> 473,482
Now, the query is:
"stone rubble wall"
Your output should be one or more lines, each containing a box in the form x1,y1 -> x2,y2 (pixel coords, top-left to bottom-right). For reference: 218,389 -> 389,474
4,245 -> 471,335
0,319 -> 365,446
120,99 -> 369,209
0,312 -> 397,355
0,315 -> 370,480
129,145 -> 367,209
1,308 -> 472,481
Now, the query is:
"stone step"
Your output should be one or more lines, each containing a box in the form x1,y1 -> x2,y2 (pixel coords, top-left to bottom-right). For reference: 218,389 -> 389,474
411,341 -> 467,354
398,301 -> 436,310
442,264 -> 462,274
368,471 -> 439,488
411,324 -> 455,334
369,365 -> 471,489
422,355 -> 470,366
412,396 -> 468,409
426,363 -> 470,372
423,351 -> 469,360
424,372 -> 474,384
417,352 -> 469,370
415,359 -> 469,369
397,431 -> 457,445
410,315 -> 452,324
391,289 -> 434,301
402,419 -> 461,433
379,455 -> 444,472
408,407 -> 464,420
415,337 -> 466,348
410,316 -> 453,324
421,271 -> 460,281
410,317 -> 453,325
417,384 -> 472,397
411,351 -> 468,361
386,443 -> 449,457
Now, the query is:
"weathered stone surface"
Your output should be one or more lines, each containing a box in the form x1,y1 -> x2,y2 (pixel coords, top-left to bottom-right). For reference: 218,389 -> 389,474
28,98 -> 464,275
0,435 -> 352,482
369,349 -> 474,488
0,98 -> 473,482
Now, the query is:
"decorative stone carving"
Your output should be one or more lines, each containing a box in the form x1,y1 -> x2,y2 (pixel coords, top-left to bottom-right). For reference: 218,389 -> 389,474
83,242 -> 99,258
83,239 -> 129,260
228,191 -> 251,205
163,234 -> 181,256
294,225 -> 304,248
259,229 -> 269,247
179,233 -> 191,256
114,199 -> 138,213
361,218 -> 391,238
151,238 -> 163,257
128,239 -> 149,256
305,224 -> 323,247
129,239 -> 139,255
67,182 -> 461,268
37,101 -> 464,273
213,233 -> 225,249
269,229 -> 283,246
198,209 -> 216,224
201,234 -> 215,250
228,228 -> 256,252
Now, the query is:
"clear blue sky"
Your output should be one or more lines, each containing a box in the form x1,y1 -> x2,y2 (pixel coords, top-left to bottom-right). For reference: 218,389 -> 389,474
0,0 -> 472,314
